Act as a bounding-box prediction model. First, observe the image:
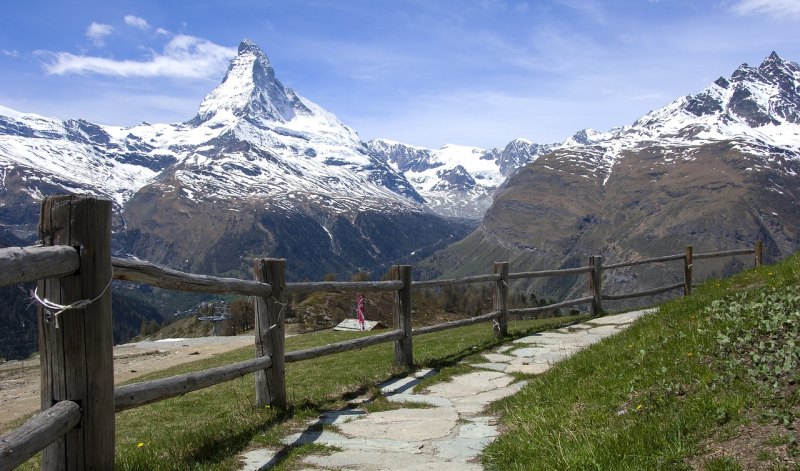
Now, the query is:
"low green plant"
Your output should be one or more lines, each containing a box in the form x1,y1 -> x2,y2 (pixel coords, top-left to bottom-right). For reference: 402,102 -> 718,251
703,285 -> 800,394
483,253 -> 800,470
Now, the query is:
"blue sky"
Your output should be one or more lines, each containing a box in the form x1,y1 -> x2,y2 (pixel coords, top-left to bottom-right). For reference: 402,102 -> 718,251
1,0 -> 799,149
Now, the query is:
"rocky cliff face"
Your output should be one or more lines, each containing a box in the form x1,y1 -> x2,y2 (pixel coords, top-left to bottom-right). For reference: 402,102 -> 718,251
424,52 -> 800,304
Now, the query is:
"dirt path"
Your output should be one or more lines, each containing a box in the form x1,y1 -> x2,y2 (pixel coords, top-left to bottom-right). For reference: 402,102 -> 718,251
0,334 -> 256,432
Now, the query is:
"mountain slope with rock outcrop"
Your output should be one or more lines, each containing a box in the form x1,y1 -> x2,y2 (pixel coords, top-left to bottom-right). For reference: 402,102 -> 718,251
422,52 -> 800,304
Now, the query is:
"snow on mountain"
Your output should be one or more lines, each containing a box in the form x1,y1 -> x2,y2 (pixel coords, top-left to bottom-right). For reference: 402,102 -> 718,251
0,106 -> 173,207
0,40 -> 480,280
1,40 -> 424,218
556,52 -> 800,185
367,138 -> 556,219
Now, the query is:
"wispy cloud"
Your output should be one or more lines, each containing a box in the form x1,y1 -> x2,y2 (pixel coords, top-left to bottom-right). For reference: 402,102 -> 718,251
730,0 -> 800,19
41,35 -> 236,79
1,49 -> 18,57
124,15 -> 150,30
85,22 -> 114,46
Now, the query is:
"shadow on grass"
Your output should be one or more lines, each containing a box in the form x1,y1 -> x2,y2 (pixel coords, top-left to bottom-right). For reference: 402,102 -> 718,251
183,408 -> 294,467
179,315 -> 589,469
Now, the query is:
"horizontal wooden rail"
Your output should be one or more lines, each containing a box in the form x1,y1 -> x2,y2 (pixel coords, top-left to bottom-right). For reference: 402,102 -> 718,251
412,310 -> 501,336
285,329 -> 405,363
285,280 -> 403,294
411,273 -> 501,288
507,266 -> 594,280
0,245 -> 80,287
508,296 -> 594,317
693,248 -> 755,260
601,282 -> 684,301
604,253 -> 685,270
112,257 -> 272,297
0,400 -> 81,471
114,354 -> 273,412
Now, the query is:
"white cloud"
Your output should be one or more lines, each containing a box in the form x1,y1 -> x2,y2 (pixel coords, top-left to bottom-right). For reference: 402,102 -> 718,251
124,15 -> 150,30
731,0 -> 800,19
155,27 -> 171,36
85,22 -> 114,46
1,49 -> 18,57
42,35 -> 236,79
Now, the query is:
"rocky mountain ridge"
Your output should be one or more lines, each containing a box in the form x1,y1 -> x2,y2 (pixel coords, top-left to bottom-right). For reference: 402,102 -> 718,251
366,138 -> 557,218
423,52 -> 800,304
0,40 -> 475,281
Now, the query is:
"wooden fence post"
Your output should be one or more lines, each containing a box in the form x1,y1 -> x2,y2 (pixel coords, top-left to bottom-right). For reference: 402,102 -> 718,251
393,265 -> 413,368
755,240 -> 763,267
252,258 -> 286,409
38,195 -> 114,470
493,262 -> 509,337
589,256 -> 603,316
684,245 -> 693,296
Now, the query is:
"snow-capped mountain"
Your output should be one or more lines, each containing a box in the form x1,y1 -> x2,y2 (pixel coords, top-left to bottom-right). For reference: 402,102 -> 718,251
551,51 -> 800,186
426,52 -> 800,303
367,138 -> 556,218
0,40 -> 473,279
0,106 -> 173,208
0,41 -> 423,218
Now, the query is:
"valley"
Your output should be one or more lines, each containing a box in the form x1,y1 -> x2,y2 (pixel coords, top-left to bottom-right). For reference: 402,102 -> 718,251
1,44 -> 799,364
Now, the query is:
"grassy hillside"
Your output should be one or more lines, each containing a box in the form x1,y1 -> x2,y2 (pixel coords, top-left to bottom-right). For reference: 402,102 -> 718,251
13,252 -> 799,469
484,252 -> 800,469
12,315 -> 583,470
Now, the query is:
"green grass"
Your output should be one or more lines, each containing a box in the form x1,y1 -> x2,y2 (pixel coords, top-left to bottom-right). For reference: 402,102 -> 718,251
17,314 -> 584,470
482,254 -> 800,470
20,254 -> 800,470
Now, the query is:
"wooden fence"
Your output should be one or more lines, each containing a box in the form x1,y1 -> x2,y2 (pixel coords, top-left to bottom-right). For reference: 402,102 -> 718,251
0,195 -> 763,470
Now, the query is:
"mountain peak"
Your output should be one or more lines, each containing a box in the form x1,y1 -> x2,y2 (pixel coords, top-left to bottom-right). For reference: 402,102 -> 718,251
761,51 -> 783,67
196,39 -> 302,124
238,38 -> 259,54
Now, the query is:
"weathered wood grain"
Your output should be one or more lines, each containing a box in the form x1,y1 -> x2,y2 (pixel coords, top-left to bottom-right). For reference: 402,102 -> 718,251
285,329 -> 405,363
601,282 -> 684,301
411,273 -> 501,288
684,246 -> 693,296
507,265 -> 593,280
253,258 -> 287,409
589,256 -> 604,316
412,311 -> 501,336
508,296 -> 594,318
493,262 -> 509,337
0,400 -> 81,471
603,253 -> 685,270
114,355 -> 273,412
693,248 -> 755,260
285,279 -> 403,293
38,195 -> 114,470
113,257 -> 272,297
393,265 -> 413,368
0,246 -> 79,287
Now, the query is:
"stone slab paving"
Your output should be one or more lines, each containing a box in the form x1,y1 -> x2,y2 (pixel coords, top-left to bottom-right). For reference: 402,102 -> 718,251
238,308 -> 656,470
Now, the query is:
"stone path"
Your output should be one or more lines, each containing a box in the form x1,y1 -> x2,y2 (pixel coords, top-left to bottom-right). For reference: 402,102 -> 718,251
239,309 -> 656,470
